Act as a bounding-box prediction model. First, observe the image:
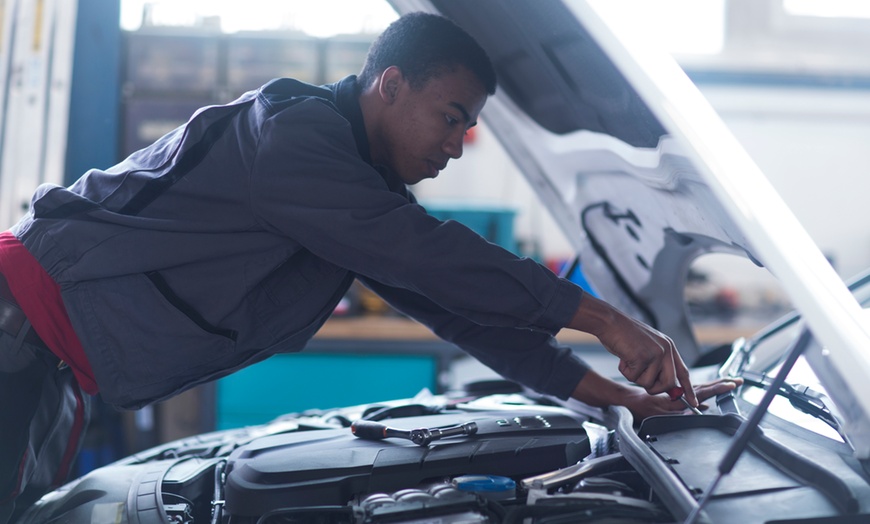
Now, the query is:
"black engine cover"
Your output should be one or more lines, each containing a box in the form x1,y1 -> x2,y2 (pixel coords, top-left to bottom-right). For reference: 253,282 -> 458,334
224,409 -> 590,516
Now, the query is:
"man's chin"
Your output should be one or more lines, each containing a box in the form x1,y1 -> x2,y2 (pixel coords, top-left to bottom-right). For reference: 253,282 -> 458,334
396,172 -> 427,185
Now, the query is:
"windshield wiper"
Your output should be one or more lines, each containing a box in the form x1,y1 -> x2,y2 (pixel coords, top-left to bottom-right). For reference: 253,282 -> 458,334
739,371 -> 839,432
688,328 -> 860,523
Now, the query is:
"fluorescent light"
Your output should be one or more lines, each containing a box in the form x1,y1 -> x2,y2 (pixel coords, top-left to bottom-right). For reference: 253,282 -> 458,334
120,0 -> 398,36
784,0 -> 870,19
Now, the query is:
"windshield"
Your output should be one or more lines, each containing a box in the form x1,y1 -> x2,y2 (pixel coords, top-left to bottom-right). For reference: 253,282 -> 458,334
722,269 -> 870,442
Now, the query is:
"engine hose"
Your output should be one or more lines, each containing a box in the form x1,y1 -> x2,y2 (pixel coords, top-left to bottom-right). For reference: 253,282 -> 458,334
211,460 -> 226,524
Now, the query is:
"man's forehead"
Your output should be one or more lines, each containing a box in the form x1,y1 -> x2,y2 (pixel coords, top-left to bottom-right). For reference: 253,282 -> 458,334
429,69 -> 488,114
414,64 -> 486,95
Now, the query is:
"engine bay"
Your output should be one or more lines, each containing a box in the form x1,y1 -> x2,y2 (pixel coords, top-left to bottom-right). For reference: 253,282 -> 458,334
19,380 -> 870,524
151,400 -> 678,524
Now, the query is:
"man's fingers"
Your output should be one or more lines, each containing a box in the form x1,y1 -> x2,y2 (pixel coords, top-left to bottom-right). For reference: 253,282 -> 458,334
672,351 -> 697,406
610,323 -> 684,397
644,345 -> 678,395
617,359 -> 640,383
625,358 -> 667,393
695,378 -> 743,402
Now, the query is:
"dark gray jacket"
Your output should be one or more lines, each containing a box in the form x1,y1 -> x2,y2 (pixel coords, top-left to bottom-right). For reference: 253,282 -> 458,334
12,76 -> 588,409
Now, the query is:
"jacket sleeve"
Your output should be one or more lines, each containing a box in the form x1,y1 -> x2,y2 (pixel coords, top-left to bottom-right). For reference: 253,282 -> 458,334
358,275 -> 590,400
250,98 -> 584,335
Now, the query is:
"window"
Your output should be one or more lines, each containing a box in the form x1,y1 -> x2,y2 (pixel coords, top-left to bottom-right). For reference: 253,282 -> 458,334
783,0 -> 870,19
586,0 -> 725,55
120,0 -> 397,36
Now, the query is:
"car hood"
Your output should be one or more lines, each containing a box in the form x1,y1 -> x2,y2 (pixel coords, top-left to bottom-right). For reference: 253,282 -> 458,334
392,0 -> 870,456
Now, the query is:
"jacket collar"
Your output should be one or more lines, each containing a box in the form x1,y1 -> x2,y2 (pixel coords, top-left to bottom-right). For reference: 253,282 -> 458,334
333,76 -> 372,166
331,76 -> 410,199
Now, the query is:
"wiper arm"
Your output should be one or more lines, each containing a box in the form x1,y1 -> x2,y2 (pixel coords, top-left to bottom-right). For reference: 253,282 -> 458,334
740,371 -> 839,431
688,328 -> 812,524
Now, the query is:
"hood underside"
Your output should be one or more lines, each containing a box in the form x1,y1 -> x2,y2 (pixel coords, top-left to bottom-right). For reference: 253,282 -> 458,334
391,0 -> 870,453
426,0 -> 751,363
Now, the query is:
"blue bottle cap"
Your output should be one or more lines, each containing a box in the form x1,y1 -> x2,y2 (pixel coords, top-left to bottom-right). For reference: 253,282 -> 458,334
452,474 -> 516,493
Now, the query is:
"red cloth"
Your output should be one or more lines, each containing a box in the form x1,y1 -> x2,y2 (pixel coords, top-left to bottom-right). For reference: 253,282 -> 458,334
0,231 -> 97,394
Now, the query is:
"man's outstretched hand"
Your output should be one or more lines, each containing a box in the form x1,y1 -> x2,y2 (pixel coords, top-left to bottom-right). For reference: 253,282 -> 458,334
568,293 -> 698,407
570,370 -> 743,421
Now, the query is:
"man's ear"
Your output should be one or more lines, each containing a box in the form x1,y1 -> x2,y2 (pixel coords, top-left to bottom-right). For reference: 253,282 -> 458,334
378,66 -> 404,104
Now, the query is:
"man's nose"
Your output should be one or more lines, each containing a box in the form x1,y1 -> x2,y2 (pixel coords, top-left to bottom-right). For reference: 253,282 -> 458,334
443,130 -> 465,159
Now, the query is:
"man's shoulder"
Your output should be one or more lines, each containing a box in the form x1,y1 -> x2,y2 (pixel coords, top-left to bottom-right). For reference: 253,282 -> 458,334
257,78 -> 338,113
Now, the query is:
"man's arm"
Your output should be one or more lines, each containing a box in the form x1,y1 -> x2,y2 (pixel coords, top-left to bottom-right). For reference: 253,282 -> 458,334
566,293 -> 698,407
357,276 -> 589,399
360,276 -> 740,419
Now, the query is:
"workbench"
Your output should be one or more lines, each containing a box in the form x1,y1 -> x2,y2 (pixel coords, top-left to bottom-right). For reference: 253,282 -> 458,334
214,316 -> 762,430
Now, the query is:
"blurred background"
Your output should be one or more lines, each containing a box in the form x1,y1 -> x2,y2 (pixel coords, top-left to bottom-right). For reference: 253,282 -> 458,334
1,0 -> 869,474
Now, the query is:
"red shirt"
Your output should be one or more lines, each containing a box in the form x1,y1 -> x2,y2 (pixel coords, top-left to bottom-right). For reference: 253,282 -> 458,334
0,231 -> 98,394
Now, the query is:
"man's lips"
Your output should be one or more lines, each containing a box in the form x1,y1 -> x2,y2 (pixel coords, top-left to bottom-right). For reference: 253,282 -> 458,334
426,160 -> 447,177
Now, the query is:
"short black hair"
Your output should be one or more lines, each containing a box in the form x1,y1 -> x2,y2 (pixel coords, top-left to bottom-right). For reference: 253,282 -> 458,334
358,12 -> 496,95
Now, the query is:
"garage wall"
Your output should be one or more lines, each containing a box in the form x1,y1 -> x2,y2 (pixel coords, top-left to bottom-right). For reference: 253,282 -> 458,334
701,84 -> 870,280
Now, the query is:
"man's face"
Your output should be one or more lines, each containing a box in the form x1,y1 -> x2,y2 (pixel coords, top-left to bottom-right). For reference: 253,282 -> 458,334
377,66 -> 488,185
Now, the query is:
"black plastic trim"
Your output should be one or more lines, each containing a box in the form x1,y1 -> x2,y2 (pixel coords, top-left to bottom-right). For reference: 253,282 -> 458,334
639,413 -> 859,515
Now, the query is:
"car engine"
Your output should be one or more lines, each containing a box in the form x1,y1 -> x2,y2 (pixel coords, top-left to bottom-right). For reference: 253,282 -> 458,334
19,389 -> 677,524
19,381 -> 867,523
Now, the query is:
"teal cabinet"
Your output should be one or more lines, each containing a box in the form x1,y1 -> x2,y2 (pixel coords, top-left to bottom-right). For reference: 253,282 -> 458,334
216,351 -> 439,429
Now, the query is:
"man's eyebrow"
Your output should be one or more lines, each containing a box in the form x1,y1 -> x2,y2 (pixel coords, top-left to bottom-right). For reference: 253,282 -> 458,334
449,102 -> 476,127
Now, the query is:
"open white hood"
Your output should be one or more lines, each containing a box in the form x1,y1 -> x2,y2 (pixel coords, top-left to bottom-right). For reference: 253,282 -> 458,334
391,0 -> 870,457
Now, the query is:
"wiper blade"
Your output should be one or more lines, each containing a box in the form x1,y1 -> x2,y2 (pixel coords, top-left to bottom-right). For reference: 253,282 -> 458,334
740,371 -> 839,431
687,328 -> 815,523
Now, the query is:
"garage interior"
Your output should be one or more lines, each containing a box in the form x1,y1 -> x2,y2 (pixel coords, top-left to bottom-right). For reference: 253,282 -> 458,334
1,0 -> 869,479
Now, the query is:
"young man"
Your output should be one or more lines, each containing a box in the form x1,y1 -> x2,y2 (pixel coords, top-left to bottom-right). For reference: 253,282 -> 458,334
0,12 -> 737,521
